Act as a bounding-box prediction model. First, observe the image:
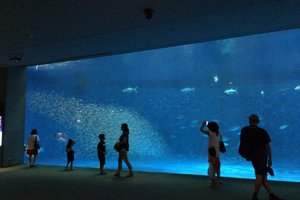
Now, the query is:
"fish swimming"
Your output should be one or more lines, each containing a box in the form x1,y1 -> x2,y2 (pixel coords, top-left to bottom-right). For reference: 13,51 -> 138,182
38,147 -> 44,153
54,132 -> 68,142
279,124 -> 289,130
222,136 -> 229,142
294,85 -> 300,90
224,88 -> 238,95
122,87 -> 138,93
213,75 -> 219,83
191,119 -> 200,124
181,87 -> 195,93
229,126 -> 240,132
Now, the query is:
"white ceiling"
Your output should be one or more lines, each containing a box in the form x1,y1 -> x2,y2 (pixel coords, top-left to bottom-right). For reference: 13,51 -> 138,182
1,0 -> 300,68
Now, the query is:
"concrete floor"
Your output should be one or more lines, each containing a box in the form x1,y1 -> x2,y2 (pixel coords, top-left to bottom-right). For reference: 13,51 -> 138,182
0,165 -> 299,200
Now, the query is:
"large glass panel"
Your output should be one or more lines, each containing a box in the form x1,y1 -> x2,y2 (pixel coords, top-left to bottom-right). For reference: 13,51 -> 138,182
25,28 -> 300,182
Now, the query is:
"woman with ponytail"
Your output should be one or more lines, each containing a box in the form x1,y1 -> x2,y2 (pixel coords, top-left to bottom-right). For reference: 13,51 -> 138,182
114,123 -> 133,177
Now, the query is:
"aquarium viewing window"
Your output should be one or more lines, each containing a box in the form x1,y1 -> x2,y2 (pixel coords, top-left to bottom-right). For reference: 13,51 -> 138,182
25,28 -> 300,182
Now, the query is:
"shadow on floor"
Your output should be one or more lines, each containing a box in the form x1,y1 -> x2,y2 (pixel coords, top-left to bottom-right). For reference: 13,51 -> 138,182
0,165 -> 298,200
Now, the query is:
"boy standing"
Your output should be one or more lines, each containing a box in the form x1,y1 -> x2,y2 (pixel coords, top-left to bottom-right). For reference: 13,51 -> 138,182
97,133 -> 106,175
65,139 -> 75,170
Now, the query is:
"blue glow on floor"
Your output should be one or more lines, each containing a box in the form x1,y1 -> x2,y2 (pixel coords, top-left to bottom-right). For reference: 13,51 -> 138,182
34,159 -> 300,183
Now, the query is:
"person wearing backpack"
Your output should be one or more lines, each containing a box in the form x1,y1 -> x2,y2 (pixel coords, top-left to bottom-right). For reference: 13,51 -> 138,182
239,114 -> 282,200
26,129 -> 40,167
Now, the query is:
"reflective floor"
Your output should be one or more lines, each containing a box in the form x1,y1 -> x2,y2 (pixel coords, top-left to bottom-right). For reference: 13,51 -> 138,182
3,165 -> 300,200
33,159 -> 300,183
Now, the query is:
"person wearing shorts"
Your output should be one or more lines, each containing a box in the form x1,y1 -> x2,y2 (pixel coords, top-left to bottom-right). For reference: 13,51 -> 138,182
26,129 -> 40,167
240,114 -> 282,200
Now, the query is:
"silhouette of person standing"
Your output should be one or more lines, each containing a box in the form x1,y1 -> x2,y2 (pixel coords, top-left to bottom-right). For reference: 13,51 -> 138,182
114,123 -> 133,177
97,133 -> 106,175
240,114 -> 282,200
65,139 -> 75,170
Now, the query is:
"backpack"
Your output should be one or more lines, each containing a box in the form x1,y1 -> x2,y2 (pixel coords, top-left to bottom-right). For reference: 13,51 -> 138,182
34,136 -> 40,150
238,142 -> 251,161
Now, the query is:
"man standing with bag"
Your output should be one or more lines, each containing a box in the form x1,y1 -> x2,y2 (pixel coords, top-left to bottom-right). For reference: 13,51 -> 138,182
239,114 -> 282,200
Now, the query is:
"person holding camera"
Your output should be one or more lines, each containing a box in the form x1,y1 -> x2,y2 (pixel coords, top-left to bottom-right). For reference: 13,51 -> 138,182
200,121 -> 221,186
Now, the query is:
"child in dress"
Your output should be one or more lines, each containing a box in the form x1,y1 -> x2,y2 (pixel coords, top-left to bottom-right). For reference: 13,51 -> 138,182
65,139 -> 75,170
208,147 -> 220,186
97,133 -> 106,175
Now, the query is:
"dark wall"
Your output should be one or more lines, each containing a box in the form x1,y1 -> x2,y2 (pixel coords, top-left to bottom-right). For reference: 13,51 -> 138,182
0,68 -> 7,166
0,67 -> 26,167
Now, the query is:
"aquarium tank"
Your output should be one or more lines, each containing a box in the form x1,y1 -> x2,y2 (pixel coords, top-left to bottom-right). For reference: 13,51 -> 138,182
25,28 -> 300,182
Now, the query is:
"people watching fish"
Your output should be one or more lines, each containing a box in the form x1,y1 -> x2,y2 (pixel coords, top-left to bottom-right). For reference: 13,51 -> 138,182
114,123 -> 134,177
26,129 -> 40,168
200,121 -> 222,186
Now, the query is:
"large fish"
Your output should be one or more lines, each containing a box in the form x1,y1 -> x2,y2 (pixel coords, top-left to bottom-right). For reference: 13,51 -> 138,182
224,88 -> 238,95
294,85 -> 300,90
122,87 -> 138,93
181,87 -> 195,93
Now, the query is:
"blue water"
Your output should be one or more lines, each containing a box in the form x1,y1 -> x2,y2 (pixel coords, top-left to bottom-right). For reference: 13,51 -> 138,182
25,28 -> 300,182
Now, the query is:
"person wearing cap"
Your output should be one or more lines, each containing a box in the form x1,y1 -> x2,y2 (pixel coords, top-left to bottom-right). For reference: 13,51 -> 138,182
240,114 -> 282,200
